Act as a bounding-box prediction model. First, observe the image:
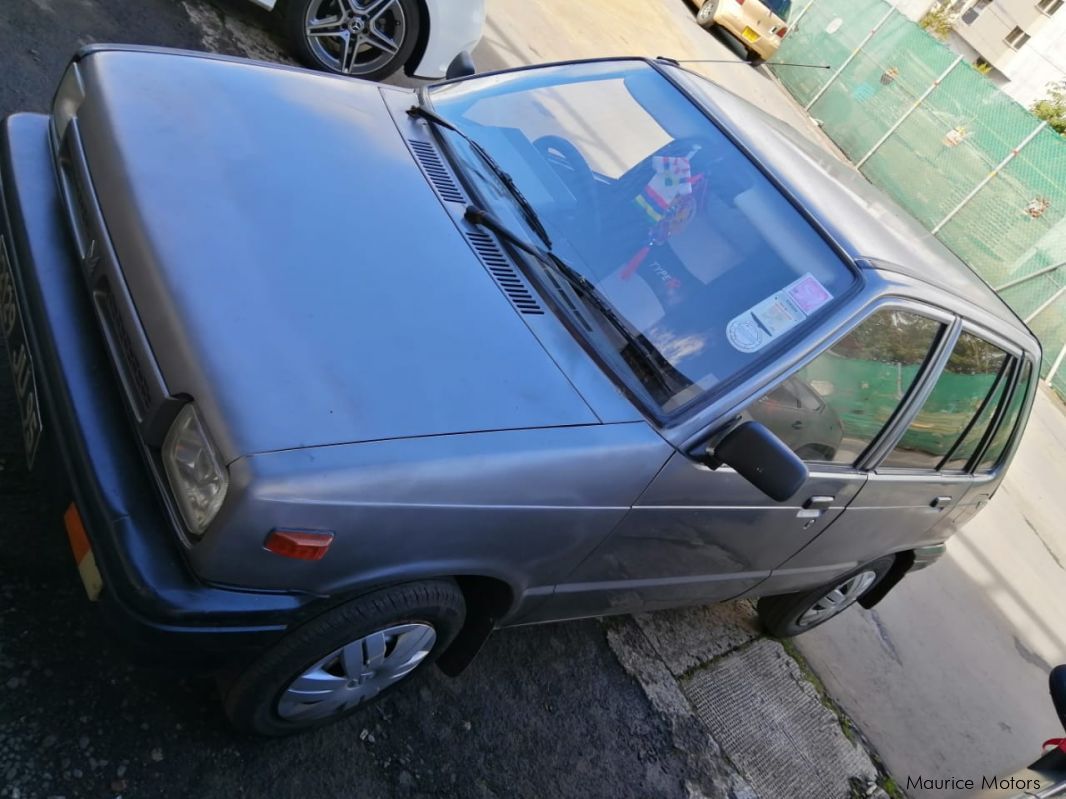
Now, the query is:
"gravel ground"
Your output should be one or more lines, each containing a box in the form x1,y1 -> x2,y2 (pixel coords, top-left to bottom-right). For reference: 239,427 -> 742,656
0,2 -> 739,798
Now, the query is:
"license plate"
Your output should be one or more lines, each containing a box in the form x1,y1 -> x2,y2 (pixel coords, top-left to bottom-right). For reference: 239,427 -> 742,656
742,26 -> 760,42
64,504 -> 103,601
0,234 -> 43,468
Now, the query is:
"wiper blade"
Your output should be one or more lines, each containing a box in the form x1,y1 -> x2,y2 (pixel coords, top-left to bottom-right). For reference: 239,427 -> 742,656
408,103 -> 553,250
464,206 -> 676,394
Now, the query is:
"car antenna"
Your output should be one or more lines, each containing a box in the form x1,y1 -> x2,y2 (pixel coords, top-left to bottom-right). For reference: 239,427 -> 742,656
656,56 -> 830,69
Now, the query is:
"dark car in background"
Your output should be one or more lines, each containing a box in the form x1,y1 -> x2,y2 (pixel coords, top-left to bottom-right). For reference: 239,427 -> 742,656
748,375 -> 844,461
0,48 -> 1038,734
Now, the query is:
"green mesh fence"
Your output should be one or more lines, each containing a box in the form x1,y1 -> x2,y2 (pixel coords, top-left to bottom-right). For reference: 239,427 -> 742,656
770,0 -> 1066,395
803,354 -> 1003,454
808,16 -> 958,163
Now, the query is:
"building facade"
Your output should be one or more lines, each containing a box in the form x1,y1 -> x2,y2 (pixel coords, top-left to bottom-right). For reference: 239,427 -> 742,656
887,0 -> 1066,107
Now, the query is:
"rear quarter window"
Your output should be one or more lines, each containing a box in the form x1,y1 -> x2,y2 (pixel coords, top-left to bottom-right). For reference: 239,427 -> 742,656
977,360 -> 1033,472
882,332 -> 1008,470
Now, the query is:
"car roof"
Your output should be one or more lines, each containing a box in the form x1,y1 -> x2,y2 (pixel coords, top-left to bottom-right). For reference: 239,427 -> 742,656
664,64 -> 1034,342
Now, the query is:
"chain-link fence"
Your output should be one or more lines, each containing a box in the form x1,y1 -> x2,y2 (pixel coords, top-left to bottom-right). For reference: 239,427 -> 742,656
769,0 -> 1066,398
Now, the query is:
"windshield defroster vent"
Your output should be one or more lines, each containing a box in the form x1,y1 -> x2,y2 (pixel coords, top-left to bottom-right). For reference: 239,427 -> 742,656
407,139 -> 465,204
464,229 -> 544,316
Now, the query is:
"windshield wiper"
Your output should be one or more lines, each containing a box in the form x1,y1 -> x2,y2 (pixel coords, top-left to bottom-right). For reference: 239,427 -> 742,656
408,103 -> 553,249
463,206 -> 679,397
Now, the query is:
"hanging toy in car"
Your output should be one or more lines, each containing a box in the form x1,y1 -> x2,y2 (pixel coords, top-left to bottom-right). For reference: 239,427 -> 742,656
621,149 -> 704,284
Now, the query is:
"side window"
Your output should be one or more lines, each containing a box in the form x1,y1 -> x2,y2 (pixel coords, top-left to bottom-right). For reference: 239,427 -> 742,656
746,308 -> 943,464
882,332 -> 1007,470
977,360 -> 1033,472
940,360 -> 1010,471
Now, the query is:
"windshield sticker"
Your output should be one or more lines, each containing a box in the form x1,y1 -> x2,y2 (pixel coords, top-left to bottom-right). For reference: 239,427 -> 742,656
726,273 -> 833,354
787,273 -> 833,314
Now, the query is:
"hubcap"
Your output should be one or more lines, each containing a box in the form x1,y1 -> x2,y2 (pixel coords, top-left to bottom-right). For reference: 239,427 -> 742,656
697,2 -> 716,23
797,570 -> 877,628
277,622 -> 436,721
304,0 -> 406,76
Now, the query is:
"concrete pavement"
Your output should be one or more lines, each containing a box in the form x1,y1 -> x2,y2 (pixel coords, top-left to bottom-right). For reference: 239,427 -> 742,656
474,0 -> 823,138
798,389 -> 1066,794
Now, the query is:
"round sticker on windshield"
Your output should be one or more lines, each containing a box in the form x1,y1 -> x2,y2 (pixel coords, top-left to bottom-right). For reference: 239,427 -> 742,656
726,273 -> 833,354
727,318 -> 764,353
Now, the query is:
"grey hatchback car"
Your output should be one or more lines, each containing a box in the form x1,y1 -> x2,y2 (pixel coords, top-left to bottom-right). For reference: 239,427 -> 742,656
0,47 -> 1038,734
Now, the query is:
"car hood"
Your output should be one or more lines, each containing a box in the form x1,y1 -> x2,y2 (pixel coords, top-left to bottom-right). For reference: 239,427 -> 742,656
73,49 -> 599,460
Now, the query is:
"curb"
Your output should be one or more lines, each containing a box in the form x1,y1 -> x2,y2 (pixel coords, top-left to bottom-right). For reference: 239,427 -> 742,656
604,602 -> 901,799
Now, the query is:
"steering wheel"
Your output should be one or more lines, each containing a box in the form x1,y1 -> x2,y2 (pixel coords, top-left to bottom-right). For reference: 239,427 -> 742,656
533,135 -> 602,238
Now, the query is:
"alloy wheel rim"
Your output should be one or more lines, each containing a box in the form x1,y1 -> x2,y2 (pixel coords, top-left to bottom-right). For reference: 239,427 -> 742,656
697,2 -> 716,23
277,622 -> 436,721
797,570 -> 877,628
304,0 -> 407,75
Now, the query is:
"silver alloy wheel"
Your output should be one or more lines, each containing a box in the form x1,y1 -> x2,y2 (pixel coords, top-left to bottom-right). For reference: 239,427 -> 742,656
797,570 -> 877,628
304,0 -> 407,76
697,1 -> 718,25
277,622 -> 436,721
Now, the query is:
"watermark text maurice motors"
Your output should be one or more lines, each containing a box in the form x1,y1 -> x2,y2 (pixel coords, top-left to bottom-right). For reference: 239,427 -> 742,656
905,774 -> 1044,793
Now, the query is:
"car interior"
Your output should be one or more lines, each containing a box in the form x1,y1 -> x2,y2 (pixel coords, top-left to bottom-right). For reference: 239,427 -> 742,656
432,63 -> 855,411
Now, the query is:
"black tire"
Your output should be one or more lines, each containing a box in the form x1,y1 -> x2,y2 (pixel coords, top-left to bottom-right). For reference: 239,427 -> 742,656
746,50 -> 766,67
756,556 -> 895,638
282,0 -> 421,81
695,0 -> 718,29
223,580 -> 465,736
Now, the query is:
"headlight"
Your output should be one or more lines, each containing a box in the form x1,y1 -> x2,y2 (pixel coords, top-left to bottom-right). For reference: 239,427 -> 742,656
52,61 -> 86,148
162,404 -> 229,536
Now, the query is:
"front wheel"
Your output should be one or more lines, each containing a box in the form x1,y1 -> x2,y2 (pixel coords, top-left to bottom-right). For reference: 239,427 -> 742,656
283,0 -> 421,80
756,556 -> 895,638
223,580 -> 465,735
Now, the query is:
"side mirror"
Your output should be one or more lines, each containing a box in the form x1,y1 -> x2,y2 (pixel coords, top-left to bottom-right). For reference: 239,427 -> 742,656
446,51 -> 477,80
709,421 -> 808,502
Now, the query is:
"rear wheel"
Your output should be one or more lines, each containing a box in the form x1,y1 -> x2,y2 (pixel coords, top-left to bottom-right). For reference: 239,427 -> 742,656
283,0 -> 421,80
695,0 -> 719,28
223,580 -> 465,735
746,49 -> 765,67
756,556 -> 895,638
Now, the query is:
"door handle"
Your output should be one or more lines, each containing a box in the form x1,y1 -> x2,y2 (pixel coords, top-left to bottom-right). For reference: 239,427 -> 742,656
931,496 -> 954,509
791,420 -> 804,430
796,495 -> 835,523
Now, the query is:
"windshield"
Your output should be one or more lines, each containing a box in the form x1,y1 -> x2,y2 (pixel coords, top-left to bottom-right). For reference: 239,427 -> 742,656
763,0 -> 792,19
428,62 -> 854,414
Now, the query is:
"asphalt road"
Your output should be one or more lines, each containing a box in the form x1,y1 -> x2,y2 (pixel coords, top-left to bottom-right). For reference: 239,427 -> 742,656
0,3 -> 735,799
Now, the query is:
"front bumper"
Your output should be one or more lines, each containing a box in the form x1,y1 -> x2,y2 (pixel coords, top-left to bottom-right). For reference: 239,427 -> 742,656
909,543 -> 947,572
0,113 -> 321,670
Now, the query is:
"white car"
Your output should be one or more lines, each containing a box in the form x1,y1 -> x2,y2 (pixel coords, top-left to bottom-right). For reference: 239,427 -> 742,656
248,0 -> 486,81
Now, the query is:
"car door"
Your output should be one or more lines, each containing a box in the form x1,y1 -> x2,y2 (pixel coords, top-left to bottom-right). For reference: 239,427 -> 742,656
531,303 -> 950,622
767,321 -> 1032,592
